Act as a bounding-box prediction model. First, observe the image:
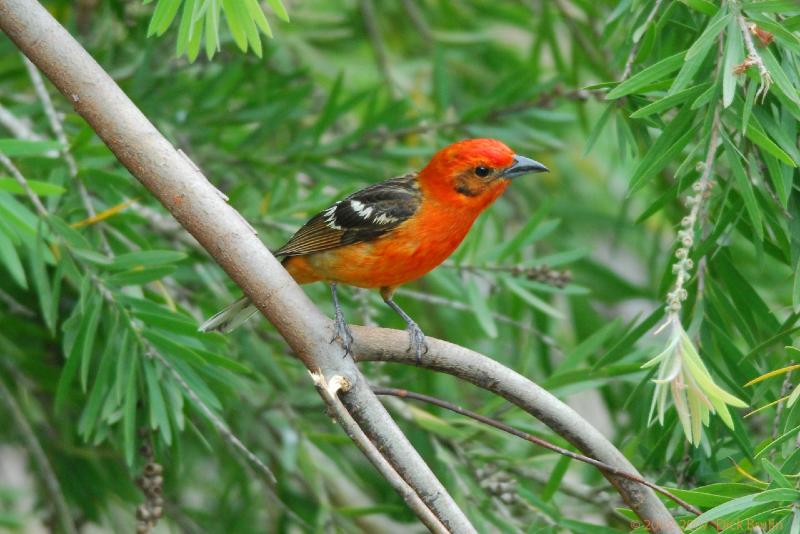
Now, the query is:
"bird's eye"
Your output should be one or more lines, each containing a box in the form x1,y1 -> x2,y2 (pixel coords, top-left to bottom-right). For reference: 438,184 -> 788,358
475,166 -> 491,177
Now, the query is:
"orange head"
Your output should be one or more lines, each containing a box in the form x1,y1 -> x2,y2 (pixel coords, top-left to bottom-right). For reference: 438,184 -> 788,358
417,138 -> 548,211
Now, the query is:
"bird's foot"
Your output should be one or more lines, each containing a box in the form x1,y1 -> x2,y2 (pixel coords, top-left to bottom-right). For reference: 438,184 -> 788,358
331,308 -> 354,358
405,321 -> 428,365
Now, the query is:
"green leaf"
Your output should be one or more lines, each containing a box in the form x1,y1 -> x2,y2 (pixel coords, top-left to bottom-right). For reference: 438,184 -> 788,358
542,455 -> 571,501
755,424 -> 800,459
722,16 -> 744,108
723,135 -> 763,241
669,7 -> 727,95
109,250 -> 187,270
144,329 -> 251,375
244,0 -> 272,39
79,293 -> 104,392
221,0 -> 248,52
0,225 -> 26,288
204,0 -> 220,59
144,360 -> 172,445
0,192 -> 38,237
628,105 -> 697,193
686,488 -> 800,529
107,265 -> 177,286
742,1 -> 800,12
147,0 -> 183,37
465,278 -> 497,338
265,0 -> 289,22
488,202 -> 553,261
686,11 -> 730,61
123,358 -> 139,467
679,0 -> 719,16
629,84 -> 709,118
28,228 -> 55,335
78,317 -> 120,440
503,277 -> 564,319
0,178 -> 65,196
0,139 -> 60,157
745,122 -> 797,167
557,319 -> 621,372
606,52 -> 685,99
762,458 -> 793,489
176,0 -> 198,56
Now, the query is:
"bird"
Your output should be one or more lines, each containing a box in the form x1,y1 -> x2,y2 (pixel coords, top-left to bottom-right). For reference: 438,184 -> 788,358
199,138 -> 548,361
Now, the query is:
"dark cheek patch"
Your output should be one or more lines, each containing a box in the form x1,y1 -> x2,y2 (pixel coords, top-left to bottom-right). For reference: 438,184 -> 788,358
455,174 -> 484,197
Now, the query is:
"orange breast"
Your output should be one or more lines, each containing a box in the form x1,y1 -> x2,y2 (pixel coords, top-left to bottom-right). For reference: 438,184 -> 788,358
299,201 -> 480,289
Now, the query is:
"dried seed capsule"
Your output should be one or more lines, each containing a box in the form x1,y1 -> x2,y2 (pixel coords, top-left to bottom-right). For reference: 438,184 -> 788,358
136,505 -> 151,521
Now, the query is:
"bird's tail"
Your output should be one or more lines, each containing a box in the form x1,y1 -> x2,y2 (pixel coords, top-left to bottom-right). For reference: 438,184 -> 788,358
200,256 -> 321,334
198,295 -> 259,333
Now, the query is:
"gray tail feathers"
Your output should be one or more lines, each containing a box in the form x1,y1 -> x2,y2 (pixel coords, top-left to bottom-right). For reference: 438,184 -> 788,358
198,296 -> 259,333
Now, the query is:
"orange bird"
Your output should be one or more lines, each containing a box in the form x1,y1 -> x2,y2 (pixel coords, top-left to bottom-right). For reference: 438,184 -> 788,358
200,138 -> 548,359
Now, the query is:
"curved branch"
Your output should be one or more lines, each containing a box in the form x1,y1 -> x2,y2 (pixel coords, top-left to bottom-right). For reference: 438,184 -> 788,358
0,2 -> 473,532
372,386 -> 705,521
351,326 -> 682,534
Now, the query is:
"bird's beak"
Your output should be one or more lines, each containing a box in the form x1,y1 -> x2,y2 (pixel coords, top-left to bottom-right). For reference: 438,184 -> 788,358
502,155 -> 549,178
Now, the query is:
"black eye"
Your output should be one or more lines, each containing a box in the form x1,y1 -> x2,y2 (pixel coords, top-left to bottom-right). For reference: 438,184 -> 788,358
475,166 -> 491,177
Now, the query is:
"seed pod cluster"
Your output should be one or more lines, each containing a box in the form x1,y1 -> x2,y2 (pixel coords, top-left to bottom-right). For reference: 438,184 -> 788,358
135,433 -> 165,534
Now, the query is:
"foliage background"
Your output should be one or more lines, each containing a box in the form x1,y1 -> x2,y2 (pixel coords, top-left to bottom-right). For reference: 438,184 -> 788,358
1,0 -> 799,532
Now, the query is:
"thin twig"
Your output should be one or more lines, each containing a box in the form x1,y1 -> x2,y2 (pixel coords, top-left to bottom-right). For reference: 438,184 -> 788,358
445,262 -> 572,288
737,14 -> 772,101
0,378 -> 79,534
373,387 -> 711,524
0,288 -> 35,317
400,0 -> 433,46
621,0 -> 664,80
0,150 -> 48,216
23,56 -> 112,255
0,101 -> 45,141
23,57 -> 78,179
313,374 -> 448,534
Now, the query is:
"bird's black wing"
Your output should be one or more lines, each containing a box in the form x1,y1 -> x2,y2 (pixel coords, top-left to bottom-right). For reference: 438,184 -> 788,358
274,173 -> 421,257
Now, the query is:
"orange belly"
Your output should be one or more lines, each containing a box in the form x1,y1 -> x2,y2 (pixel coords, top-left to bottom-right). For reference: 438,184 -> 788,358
283,202 -> 479,289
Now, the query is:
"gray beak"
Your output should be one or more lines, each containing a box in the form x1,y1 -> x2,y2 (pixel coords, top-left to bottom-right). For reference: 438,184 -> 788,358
502,155 -> 549,178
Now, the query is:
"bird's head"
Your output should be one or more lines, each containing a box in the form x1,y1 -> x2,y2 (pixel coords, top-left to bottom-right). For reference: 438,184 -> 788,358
417,138 -> 548,210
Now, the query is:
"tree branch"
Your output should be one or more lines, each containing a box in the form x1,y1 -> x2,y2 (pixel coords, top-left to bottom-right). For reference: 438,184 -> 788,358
0,2 -> 474,531
313,373 -> 448,534
372,386 -> 706,522
351,326 -> 682,533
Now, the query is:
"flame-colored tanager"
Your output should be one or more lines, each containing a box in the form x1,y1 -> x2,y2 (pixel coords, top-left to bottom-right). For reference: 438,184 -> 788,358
200,138 -> 548,359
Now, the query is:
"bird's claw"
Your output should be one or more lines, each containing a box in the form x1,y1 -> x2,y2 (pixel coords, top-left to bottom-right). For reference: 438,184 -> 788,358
331,309 -> 354,358
405,322 -> 428,365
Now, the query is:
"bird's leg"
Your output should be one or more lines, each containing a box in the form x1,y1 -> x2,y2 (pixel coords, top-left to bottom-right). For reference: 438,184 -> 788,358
381,287 -> 428,365
330,282 -> 353,357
